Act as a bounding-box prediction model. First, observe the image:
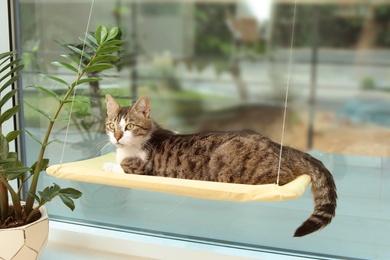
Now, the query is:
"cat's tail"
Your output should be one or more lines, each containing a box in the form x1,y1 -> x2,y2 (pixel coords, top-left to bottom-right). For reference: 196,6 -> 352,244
293,155 -> 337,237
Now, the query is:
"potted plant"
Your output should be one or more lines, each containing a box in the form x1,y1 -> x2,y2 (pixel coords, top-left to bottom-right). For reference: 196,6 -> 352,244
0,24 -> 123,259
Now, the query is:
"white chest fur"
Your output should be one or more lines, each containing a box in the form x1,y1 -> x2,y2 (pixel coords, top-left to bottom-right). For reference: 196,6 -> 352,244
116,147 -> 148,163
103,144 -> 148,174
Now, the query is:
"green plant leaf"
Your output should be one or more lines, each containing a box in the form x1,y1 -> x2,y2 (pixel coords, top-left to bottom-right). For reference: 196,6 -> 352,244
51,118 -> 69,123
0,56 -> 16,70
95,24 -> 108,44
99,39 -> 124,48
0,64 -> 24,85
33,183 -> 82,211
62,96 -> 90,104
26,85 -> 61,101
67,45 -> 92,61
0,158 -> 16,164
39,74 -> 69,87
85,33 -> 98,46
58,187 -> 82,211
24,129 -> 43,146
0,51 -> 17,62
82,63 -> 113,73
30,158 -> 50,173
24,101 -> 51,120
60,54 -> 83,67
89,54 -> 119,64
106,27 -> 119,41
7,152 -> 20,164
61,188 -> 83,199
0,135 -> 9,160
4,167 -> 31,180
78,37 -> 97,52
95,26 -> 102,45
42,139 -> 60,148
0,105 -> 20,125
0,75 -> 20,94
58,195 -> 75,211
1,167 -> 20,183
3,166 -> 30,174
38,183 -> 61,203
0,88 -> 18,108
71,77 -> 102,87
0,58 -> 20,75
5,130 -> 20,142
0,152 -> 29,180
51,61 -> 79,73
96,46 -> 122,55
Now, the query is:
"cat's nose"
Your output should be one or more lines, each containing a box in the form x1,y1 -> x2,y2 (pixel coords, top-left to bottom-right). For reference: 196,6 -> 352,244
114,131 -> 123,141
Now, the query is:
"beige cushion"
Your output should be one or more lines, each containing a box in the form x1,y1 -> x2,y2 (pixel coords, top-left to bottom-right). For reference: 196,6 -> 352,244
46,153 -> 311,202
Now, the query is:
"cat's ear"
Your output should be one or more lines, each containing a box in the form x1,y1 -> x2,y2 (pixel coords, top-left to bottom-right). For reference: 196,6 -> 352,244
133,96 -> 150,118
106,94 -> 120,116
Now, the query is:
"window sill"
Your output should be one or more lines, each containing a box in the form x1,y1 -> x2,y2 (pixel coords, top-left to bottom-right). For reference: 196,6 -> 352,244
41,220 -> 308,260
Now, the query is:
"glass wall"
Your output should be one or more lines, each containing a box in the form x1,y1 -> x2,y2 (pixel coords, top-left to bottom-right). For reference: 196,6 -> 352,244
16,0 -> 390,259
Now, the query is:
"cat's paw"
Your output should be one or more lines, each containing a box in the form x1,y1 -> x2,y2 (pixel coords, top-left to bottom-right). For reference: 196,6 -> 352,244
103,162 -> 125,174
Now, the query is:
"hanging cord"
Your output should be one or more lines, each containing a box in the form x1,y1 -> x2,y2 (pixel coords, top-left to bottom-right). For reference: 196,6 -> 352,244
60,0 -> 95,164
276,1 -> 297,185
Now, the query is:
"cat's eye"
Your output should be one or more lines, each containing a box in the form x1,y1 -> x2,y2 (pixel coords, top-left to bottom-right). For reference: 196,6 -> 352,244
125,123 -> 134,130
107,123 -> 115,130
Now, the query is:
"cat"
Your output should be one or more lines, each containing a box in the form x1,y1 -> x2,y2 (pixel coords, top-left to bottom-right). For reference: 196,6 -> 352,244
103,94 -> 337,237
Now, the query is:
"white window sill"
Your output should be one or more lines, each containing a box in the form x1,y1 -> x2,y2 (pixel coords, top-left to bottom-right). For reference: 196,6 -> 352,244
41,221 -> 308,260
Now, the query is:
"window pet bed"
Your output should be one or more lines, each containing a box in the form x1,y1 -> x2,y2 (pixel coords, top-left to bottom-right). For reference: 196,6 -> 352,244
46,153 -> 311,202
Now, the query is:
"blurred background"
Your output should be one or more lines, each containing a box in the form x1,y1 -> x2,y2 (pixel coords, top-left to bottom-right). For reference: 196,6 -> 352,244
14,0 -> 390,259
19,0 -> 390,158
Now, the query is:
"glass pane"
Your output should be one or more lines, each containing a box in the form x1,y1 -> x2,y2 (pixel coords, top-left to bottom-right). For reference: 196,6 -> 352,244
17,1 -> 389,259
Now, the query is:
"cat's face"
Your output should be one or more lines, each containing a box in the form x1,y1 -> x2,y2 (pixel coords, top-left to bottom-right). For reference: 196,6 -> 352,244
105,95 -> 152,148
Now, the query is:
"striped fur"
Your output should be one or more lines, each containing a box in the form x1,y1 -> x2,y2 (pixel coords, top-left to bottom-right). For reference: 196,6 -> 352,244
105,95 -> 337,237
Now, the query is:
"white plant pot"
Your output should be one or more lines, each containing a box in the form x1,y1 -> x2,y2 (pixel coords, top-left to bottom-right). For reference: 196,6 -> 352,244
0,205 -> 49,260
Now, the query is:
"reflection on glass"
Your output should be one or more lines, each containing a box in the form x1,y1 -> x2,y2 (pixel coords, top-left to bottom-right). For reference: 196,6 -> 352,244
17,1 -> 390,259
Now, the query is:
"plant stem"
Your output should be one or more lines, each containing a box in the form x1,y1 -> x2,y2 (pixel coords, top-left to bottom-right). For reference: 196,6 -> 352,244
25,87 -> 77,215
0,174 -> 22,222
25,53 -> 97,216
0,182 -> 8,221
17,175 -> 32,196
26,203 -> 42,223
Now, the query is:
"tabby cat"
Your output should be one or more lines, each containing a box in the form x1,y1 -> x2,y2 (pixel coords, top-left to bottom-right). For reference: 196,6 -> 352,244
104,94 -> 337,237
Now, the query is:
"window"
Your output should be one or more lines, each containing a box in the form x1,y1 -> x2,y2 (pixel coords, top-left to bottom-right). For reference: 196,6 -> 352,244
14,0 -> 390,259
